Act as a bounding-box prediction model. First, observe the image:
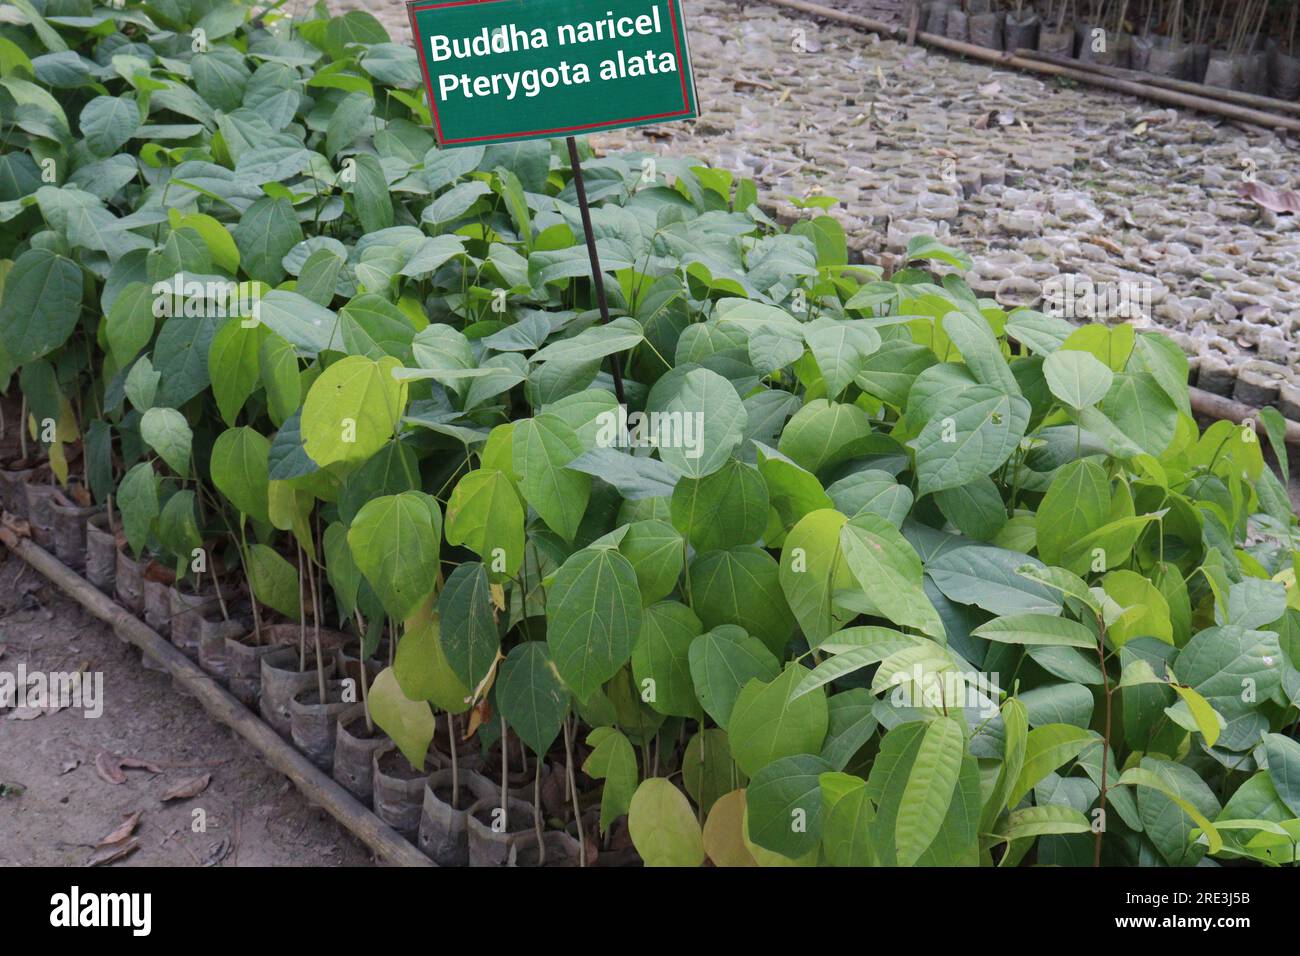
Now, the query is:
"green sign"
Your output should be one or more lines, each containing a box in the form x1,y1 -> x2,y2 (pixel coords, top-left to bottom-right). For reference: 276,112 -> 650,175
406,0 -> 698,147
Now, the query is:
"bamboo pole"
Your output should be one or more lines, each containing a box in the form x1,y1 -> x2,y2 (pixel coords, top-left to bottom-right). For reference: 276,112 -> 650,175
1189,386 -> 1300,448
1018,49 -> 1300,117
0,525 -> 434,869
757,0 -> 1300,133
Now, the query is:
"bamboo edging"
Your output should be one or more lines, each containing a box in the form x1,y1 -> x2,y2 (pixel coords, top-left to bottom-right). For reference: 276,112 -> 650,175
1018,49 -> 1300,119
758,0 -> 1300,133
0,525 -> 433,869
1189,386 -> 1300,447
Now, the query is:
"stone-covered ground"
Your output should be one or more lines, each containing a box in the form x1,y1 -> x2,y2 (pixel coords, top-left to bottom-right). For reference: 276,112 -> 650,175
337,0 -> 1300,419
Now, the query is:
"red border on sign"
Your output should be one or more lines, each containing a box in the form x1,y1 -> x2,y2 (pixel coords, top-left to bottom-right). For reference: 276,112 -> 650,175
408,0 -> 694,145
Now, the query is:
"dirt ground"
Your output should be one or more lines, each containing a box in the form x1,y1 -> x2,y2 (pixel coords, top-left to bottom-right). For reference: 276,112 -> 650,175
0,554 -> 374,867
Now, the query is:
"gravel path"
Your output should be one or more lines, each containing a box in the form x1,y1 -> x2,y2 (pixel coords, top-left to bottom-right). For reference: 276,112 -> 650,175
337,0 -> 1300,420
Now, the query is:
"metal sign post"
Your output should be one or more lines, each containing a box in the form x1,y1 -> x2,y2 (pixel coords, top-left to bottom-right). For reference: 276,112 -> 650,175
408,0 -> 701,408
564,135 -> 626,406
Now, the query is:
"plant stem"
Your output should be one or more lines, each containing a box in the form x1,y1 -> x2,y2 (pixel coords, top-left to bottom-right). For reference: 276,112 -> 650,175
533,754 -> 546,866
356,610 -> 373,734
306,536 -> 326,702
562,714 -> 586,866
500,713 -> 508,831
448,710 -> 458,809
297,545 -> 307,673
1094,616 -> 1113,868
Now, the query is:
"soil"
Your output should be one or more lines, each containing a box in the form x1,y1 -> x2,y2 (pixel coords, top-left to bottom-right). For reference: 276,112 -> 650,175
0,551 -> 374,867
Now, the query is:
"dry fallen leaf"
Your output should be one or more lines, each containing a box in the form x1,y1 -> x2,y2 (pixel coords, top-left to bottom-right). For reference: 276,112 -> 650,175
60,758 -> 80,775
1083,235 -> 1125,256
95,752 -> 163,784
99,811 -> 142,846
1238,182 -> 1300,215
88,838 -> 139,867
142,560 -> 175,585
161,773 -> 211,802
95,751 -> 126,785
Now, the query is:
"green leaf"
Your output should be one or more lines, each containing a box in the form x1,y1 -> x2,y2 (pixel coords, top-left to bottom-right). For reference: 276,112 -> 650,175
139,406 -> 192,476
393,608 -> 470,713
1009,723 -> 1095,806
1122,761 -> 1222,860
437,562 -> 500,692
1043,348 -> 1114,409
746,753 -> 832,858
805,319 -> 880,398
301,355 -> 406,469
1103,570 -> 1173,647
246,543 -> 301,620
497,641 -> 568,756
445,469 -> 524,580
583,726 -> 639,833
728,664 -> 828,777
233,196 -> 302,285
942,311 -> 1019,396
546,548 -> 642,702
820,772 -> 876,866
894,717 -> 966,866
779,509 -> 853,647
926,546 -> 1062,616
933,475 -> 1006,541
368,667 -> 435,771
80,95 -> 140,156
997,805 -> 1092,841
688,625 -> 781,729
616,519 -> 683,604
838,512 -> 945,639
347,491 -> 441,621
631,601 -> 701,717
209,426 -> 270,524
512,414 -> 590,544
778,399 -> 874,475
982,698 -> 1028,831
866,719 -> 980,866
645,366 -> 746,478
913,386 -> 1029,496
628,778 -> 704,867
689,546 -> 795,656
972,613 -> 1097,648
1036,459 -> 1110,568
0,249 -> 83,366
1261,733 -> 1300,817
683,728 -> 739,815
1099,373 -> 1177,457
116,461 -> 158,557
106,282 -> 156,368
208,318 -> 265,426
670,458 -> 768,552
